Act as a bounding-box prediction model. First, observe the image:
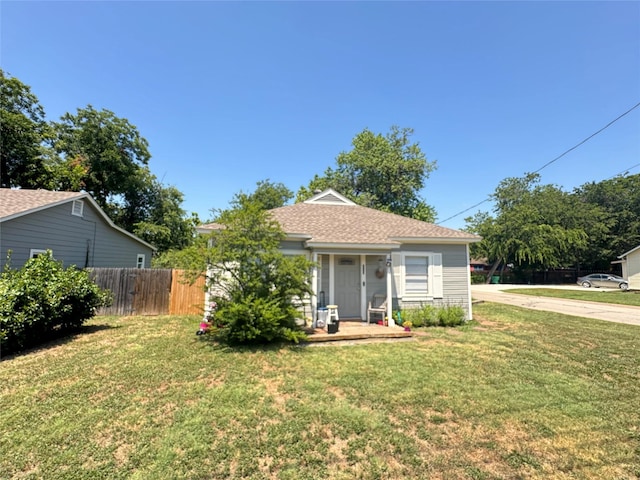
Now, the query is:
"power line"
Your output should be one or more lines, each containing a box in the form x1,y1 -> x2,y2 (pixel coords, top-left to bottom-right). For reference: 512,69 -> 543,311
607,162 -> 640,180
437,101 -> 640,225
532,101 -> 640,174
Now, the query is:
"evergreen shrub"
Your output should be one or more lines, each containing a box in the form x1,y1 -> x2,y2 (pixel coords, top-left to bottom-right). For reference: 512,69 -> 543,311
0,252 -> 111,355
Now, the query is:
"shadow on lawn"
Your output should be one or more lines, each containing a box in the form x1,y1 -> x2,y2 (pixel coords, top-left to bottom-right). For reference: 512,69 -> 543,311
198,335 -> 307,355
1,323 -> 121,361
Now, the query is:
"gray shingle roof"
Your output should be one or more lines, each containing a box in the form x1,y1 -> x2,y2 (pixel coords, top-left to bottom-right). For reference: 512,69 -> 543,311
199,189 -> 480,246
269,202 -> 479,245
0,188 -> 85,220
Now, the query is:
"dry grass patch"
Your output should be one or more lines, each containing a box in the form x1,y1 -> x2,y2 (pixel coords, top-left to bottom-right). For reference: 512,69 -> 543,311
1,309 -> 639,479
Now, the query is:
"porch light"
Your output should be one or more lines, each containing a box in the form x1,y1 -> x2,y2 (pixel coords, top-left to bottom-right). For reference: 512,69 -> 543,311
386,256 -> 392,267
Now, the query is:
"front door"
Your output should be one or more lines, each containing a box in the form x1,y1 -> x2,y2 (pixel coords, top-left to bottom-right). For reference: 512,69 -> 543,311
335,256 -> 361,318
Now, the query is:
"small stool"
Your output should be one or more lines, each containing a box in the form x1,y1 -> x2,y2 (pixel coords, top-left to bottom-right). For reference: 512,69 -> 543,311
326,305 -> 339,323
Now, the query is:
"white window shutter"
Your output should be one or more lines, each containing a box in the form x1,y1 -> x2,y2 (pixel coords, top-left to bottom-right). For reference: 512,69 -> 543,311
391,252 -> 403,298
432,253 -> 443,298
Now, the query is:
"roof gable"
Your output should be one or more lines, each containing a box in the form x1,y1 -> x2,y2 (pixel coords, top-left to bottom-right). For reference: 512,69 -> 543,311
619,244 -> 640,258
305,189 -> 356,206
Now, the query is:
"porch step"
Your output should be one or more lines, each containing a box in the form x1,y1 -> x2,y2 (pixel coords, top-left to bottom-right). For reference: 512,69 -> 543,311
304,330 -> 413,343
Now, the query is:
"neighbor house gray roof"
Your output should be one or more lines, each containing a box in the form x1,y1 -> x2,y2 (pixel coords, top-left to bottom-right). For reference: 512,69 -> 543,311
198,189 -> 480,247
0,189 -> 84,220
0,188 -> 155,250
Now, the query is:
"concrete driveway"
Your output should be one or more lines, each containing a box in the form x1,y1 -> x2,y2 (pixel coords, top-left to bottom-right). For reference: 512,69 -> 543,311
471,284 -> 640,326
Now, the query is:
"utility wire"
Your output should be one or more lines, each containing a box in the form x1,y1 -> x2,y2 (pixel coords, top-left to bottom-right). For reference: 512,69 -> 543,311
532,101 -> 640,174
437,101 -> 640,225
607,162 -> 640,180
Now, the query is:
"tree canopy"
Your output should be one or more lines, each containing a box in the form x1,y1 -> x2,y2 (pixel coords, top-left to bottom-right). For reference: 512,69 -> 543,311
244,179 -> 293,210
573,174 -> 640,269
51,105 -> 151,215
297,126 -> 437,222
466,172 -> 626,278
0,72 -> 196,254
202,194 -> 313,345
0,70 -> 50,188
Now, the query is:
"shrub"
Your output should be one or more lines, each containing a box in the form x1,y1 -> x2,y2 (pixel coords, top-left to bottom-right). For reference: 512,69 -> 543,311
400,304 -> 466,328
471,273 -> 487,284
437,305 -> 466,326
0,252 -> 111,356
212,296 -> 306,345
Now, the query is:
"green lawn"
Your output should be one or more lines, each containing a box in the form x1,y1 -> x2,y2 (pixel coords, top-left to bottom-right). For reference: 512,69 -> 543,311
1,306 -> 639,479
502,287 -> 640,307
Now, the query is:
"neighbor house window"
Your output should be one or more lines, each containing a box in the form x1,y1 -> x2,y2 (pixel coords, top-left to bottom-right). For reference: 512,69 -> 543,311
136,254 -> 145,269
72,200 -> 84,217
404,255 -> 429,297
30,249 -> 48,258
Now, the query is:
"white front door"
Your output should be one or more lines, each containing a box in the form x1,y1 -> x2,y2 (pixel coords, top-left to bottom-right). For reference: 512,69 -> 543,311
335,256 -> 361,318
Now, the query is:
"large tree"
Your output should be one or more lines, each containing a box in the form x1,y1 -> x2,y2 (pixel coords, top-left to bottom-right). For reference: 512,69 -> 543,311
466,173 -> 605,279
132,181 -> 199,254
50,105 -> 197,252
297,126 -> 437,221
245,179 -> 293,210
0,70 -> 50,188
51,105 -> 151,217
574,173 -> 640,269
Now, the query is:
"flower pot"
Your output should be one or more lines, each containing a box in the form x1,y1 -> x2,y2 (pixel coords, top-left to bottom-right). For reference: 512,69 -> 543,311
327,322 -> 339,334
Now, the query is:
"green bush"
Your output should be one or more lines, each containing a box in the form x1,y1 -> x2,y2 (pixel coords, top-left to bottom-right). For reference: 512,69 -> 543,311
212,296 -> 306,345
0,252 -> 111,356
471,273 -> 487,284
400,304 -> 466,328
401,305 -> 439,327
437,305 -> 466,326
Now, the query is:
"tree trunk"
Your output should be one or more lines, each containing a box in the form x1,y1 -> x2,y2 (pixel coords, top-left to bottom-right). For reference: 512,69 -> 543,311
485,259 -> 501,284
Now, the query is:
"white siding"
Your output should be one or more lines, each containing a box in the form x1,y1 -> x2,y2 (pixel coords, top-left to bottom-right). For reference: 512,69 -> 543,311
628,249 -> 640,290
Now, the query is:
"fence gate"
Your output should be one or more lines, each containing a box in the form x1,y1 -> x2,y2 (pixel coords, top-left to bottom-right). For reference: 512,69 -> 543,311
169,270 -> 206,315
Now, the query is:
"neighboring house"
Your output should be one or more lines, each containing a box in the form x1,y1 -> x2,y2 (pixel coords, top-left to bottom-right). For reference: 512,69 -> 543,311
470,258 -> 490,273
198,189 -> 481,323
617,244 -> 640,290
0,188 -> 155,269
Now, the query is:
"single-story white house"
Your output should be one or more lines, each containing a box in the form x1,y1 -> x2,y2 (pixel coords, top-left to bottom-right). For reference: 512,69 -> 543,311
617,244 -> 640,290
197,189 -> 481,325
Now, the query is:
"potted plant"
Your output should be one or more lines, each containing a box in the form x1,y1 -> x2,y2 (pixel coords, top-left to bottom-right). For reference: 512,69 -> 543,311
402,321 -> 413,332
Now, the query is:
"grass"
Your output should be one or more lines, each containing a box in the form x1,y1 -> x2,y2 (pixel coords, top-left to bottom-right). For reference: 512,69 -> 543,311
502,287 -> 640,307
1,306 -> 639,479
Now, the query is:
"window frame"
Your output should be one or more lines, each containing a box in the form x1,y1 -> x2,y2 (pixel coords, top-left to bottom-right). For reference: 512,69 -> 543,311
403,254 -> 429,298
30,249 -> 48,259
394,251 -> 444,300
72,199 -> 84,217
136,254 -> 145,269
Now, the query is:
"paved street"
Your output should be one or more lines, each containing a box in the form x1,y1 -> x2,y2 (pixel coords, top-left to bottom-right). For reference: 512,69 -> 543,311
471,284 -> 640,326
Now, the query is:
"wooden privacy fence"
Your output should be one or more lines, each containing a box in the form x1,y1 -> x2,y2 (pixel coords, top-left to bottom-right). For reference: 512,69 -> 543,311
89,268 -> 206,316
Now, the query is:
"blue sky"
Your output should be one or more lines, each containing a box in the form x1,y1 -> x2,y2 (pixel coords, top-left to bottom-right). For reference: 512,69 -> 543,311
2,1 -> 639,229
